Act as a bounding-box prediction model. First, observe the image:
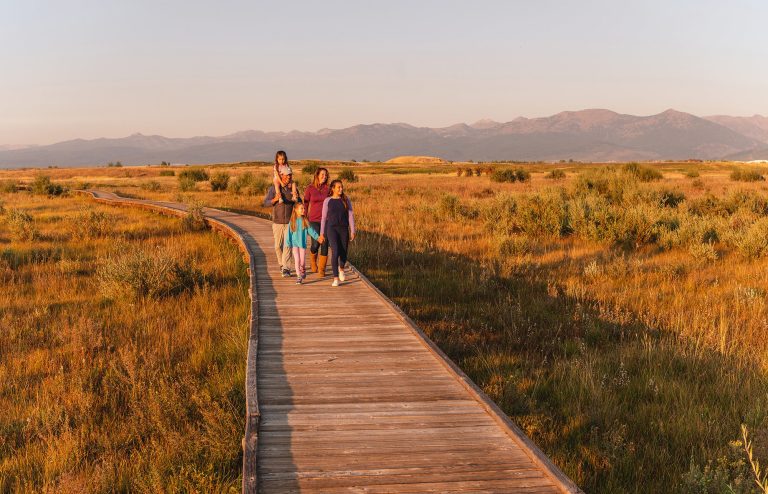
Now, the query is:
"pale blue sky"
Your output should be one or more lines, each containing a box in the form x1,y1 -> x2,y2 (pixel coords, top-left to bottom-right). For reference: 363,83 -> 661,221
1,0 -> 766,145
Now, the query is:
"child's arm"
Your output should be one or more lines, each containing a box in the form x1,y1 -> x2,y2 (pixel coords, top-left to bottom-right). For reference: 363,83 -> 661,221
319,198 -> 330,236
347,197 -> 356,238
307,224 -> 320,241
291,181 -> 298,200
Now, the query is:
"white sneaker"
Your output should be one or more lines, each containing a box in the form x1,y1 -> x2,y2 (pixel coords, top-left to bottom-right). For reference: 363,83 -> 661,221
331,279 -> 339,287
338,267 -> 346,282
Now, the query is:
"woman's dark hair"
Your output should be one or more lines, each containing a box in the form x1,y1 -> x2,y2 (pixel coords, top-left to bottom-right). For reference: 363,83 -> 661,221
275,150 -> 288,166
328,179 -> 349,210
312,167 -> 329,189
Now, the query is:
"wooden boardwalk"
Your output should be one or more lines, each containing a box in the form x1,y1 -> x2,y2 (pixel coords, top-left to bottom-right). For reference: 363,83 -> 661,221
84,191 -> 582,494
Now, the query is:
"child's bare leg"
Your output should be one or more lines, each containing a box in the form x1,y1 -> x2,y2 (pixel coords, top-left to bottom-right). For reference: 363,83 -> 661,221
291,182 -> 298,201
273,175 -> 284,203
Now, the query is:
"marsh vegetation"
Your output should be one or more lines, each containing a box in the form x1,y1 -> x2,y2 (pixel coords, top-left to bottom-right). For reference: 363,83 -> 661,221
3,160 -> 768,492
0,192 -> 249,492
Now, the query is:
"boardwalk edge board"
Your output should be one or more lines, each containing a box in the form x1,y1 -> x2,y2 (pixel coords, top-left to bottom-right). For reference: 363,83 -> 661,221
79,190 -> 582,494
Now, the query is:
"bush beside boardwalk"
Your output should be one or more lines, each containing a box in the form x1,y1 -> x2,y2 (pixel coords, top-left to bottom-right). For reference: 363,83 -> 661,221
2,160 -> 768,492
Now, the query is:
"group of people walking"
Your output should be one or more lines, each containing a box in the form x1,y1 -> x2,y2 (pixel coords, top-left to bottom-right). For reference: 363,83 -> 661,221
263,151 -> 355,287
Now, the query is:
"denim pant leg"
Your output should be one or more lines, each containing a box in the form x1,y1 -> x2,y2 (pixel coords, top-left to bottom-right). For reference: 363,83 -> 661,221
327,226 -> 349,277
309,221 -> 328,256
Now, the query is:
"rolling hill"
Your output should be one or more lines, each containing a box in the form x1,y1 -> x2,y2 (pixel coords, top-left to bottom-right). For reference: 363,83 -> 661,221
1,109 -> 765,168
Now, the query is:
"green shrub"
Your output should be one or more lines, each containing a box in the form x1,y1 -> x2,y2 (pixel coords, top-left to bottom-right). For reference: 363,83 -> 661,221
302,163 -> 319,175
159,170 -> 175,177
687,195 -> 728,217
0,180 -> 17,193
97,245 -> 204,299
210,172 -> 230,191
491,169 -> 518,183
231,172 -> 269,195
723,191 -> 768,216
178,167 -> 209,182
178,176 -> 196,192
106,161 -> 123,167
684,169 -> 700,178
182,201 -> 207,231
570,195 -> 612,241
516,193 -> 570,238
71,208 -> 113,239
613,203 -> 661,248
6,209 -> 37,241
482,193 -> 518,235
338,168 -> 358,183
140,181 -> 163,192
438,194 -> 478,220
656,189 -> 686,208
546,169 -> 566,180
575,167 -> 642,204
456,168 -> 464,177
737,217 -> 768,259
515,169 -> 531,182
439,194 -> 461,219
689,242 -> 719,263
623,162 -> 663,182
31,175 -> 65,196
730,168 -> 764,182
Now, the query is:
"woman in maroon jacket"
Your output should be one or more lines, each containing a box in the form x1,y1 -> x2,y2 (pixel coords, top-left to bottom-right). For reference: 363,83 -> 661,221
303,167 -> 330,275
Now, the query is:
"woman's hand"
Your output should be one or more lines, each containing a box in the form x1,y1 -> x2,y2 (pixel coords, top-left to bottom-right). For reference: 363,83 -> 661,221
350,232 -> 356,242
318,235 -> 325,244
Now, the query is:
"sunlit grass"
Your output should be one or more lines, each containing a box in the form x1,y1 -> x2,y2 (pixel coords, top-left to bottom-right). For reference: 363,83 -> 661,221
0,192 -> 249,492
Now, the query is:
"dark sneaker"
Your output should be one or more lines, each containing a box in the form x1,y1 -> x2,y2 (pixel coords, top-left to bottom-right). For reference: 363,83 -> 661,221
295,278 -> 303,285
281,269 -> 290,277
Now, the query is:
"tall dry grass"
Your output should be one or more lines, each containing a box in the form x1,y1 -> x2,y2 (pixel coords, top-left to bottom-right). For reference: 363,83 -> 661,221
0,192 -> 249,492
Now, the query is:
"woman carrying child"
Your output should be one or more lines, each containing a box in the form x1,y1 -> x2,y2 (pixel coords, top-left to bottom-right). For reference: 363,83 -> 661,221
272,150 -> 298,204
285,202 -> 320,285
318,179 -> 355,287
302,167 -> 330,275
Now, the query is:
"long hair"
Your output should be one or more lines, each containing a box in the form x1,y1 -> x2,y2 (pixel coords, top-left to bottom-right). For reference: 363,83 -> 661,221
275,150 -> 288,168
289,202 -> 308,232
328,179 -> 349,210
312,167 -> 329,189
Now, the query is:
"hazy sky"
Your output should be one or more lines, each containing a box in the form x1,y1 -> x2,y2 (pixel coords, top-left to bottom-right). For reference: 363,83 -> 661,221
1,0 -> 767,145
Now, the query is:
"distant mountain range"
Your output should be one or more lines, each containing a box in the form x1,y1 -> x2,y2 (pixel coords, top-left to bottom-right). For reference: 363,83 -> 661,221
2,109 -> 768,168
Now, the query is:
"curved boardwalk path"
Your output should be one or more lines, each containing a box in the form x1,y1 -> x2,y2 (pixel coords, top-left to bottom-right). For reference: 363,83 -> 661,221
84,190 -> 582,494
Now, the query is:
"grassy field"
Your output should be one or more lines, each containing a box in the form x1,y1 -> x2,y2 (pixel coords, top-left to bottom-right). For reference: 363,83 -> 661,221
3,160 -> 768,492
0,192 -> 249,492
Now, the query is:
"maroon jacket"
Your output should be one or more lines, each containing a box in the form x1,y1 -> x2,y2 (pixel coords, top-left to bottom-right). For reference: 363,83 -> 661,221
303,183 -> 330,222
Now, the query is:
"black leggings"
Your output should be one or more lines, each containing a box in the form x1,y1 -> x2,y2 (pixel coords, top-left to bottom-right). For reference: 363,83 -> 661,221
326,225 -> 349,277
309,221 -> 328,256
